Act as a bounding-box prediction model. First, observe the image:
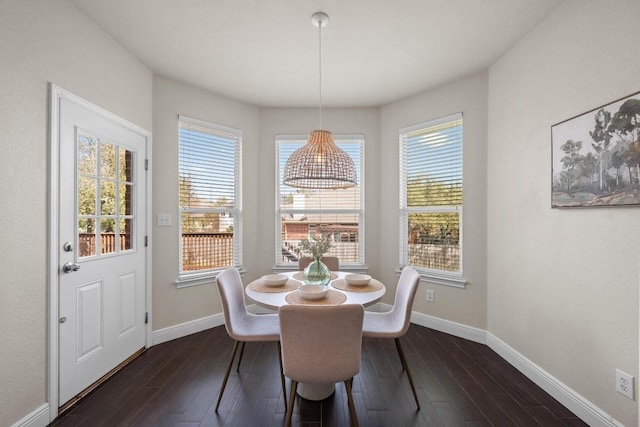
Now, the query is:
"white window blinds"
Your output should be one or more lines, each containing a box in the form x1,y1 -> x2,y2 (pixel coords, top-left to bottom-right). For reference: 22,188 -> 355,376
178,116 -> 242,279
400,113 -> 464,284
403,114 -> 463,208
179,118 -> 239,208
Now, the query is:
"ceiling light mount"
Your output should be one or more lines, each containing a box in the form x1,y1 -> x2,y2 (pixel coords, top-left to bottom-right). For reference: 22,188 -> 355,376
311,11 -> 329,28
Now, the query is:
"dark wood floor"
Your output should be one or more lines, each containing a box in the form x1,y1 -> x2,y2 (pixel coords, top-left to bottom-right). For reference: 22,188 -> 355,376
50,324 -> 588,426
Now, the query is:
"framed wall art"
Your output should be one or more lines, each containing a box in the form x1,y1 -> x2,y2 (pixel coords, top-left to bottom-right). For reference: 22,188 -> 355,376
552,90 -> 640,208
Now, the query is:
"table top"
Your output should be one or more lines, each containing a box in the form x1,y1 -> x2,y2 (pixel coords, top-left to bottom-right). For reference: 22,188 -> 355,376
245,271 -> 385,311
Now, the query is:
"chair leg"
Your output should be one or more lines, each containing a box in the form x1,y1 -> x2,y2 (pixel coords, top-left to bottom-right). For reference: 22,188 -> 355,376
344,378 -> 359,427
277,341 -> 287,412
236,341 -> 246,372
215,340 -> 240,412
394,337 -> 420,410
285,380 -> 298,427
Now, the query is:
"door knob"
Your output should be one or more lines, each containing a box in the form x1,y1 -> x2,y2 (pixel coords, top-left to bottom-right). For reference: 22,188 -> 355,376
62,262 -> 80,273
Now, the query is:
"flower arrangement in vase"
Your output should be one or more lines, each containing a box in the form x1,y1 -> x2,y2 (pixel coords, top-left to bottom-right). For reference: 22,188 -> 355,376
299,235 -> 332,285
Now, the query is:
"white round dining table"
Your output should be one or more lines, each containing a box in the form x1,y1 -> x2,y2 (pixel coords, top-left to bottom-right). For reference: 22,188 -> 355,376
245,271 -> 385,311
245,270 -> 386,401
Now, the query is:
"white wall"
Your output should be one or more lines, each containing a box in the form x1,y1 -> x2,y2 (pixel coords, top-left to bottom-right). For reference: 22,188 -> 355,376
380,72 -> 489,328
0,0 -> 152,425
487,1 -> 639,425
152,76 -> 260,330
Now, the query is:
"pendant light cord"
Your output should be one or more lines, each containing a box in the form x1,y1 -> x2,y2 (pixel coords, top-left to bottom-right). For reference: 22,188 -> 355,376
318,20 -> 323,130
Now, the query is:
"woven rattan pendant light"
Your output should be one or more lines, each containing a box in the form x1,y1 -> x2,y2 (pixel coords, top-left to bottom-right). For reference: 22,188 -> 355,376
283,12 -> 357,189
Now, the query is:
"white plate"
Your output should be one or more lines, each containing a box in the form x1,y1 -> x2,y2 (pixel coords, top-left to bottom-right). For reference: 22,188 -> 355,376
344,273 -> 371,286
262,273 -> 288,287
297,284 -> 328,300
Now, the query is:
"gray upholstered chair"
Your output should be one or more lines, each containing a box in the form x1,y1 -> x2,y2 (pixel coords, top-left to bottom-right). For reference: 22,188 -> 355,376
298,256 -> 340,271
362,266 -> 421,409
279,304 -> 364,427
214,267 -> 287,412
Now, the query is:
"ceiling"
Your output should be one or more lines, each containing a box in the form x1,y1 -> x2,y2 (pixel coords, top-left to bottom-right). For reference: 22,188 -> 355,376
67,0 -> 562,108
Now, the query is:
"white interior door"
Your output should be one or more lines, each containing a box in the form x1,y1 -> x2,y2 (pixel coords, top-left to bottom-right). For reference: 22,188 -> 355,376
57,96 -> 148,406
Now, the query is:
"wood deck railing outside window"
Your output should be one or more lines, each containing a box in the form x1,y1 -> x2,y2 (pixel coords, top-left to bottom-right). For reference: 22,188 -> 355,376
79,233 -> 459,272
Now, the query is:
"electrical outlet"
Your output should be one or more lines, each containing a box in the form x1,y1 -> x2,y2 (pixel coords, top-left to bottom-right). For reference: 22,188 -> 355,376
426,289 -> 434,302
157,213 -> 172,227
616,369 -> 635,400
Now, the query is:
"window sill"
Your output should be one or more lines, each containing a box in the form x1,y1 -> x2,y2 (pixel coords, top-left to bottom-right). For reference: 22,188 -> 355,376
398,269 -> 467,288
175,268 -> 245,289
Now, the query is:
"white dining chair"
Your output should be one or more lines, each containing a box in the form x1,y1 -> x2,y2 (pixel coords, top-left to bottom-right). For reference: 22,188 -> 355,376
214,267 -> 287,412
362,266 -> 421,409
298,256 -> 340,271
279,304 -> 364,427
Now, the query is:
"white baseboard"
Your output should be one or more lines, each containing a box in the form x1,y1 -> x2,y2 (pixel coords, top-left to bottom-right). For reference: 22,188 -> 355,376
151,313 -> 224,346
10,403 -> 49,427
403,305 -> 487,344
487,333 -> 624,427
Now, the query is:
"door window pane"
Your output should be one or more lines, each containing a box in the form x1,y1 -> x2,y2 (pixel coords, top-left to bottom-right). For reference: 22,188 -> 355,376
100,181 -> 116,215
121,183 -> 133,215
100,218 -> 115,254
120,218 -> 133,251
100,142 -> 116,179
78,218 -> 96,257
79,178 -> 96,215
78,134 -> 97,175
120,147 -> 133,182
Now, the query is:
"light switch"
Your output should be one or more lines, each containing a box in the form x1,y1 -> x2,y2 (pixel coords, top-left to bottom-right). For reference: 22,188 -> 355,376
157,213 -> 172,227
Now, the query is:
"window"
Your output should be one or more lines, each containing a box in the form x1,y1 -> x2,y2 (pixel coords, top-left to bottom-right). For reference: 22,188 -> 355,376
276,135 -> 364,267
178,116 -> 242,284
400,113 -> 465,287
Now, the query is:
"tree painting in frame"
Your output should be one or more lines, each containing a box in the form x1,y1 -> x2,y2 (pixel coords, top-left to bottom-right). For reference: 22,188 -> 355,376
552,90 -> 640,208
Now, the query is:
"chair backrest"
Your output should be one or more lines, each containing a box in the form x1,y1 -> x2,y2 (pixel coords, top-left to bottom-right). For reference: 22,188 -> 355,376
389,266 -> 421,335
215,267 -> 249,339
298,256 -> 339,271
278,304 -> 364,384
297,256 -> 311,270
320,256 -> 339,271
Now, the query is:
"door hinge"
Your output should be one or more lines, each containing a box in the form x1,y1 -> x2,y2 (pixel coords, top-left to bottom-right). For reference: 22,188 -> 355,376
145,235 -> 148,247
145,312 -> 148,324
145,159 -> 148,170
